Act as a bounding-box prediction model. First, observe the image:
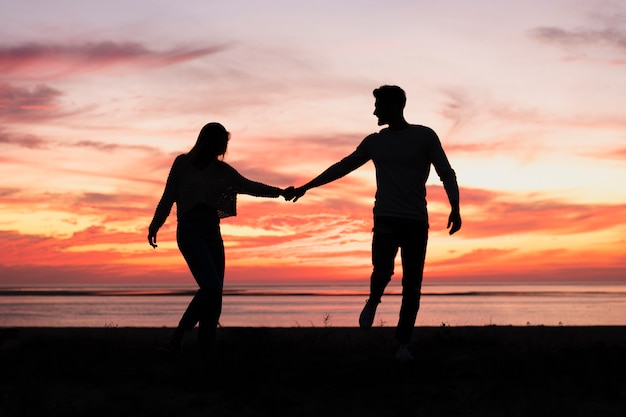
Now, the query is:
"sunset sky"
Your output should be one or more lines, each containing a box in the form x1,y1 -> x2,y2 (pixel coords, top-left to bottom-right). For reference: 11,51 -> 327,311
1,0 -> 624,287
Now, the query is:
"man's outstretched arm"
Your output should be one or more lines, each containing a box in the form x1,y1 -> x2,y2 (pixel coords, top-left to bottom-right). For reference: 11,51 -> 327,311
293,149 -> 369,202
293,161 -> 356,202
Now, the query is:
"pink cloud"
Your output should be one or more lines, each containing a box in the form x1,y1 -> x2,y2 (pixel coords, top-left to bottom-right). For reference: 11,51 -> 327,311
0,130 -> 49,149
0,132 -> 162,157
443,141 -> 518,155
0,84 -> 64,122
0,187 -> 21,197
230,132 -> 365,164
0,41 -> 231,79
67,140 -> 159,154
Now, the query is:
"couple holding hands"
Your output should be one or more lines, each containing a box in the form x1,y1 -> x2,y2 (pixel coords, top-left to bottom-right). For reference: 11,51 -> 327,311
148,85 -> 461,361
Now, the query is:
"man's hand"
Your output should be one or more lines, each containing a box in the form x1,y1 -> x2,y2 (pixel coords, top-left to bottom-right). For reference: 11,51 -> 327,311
447,208 -> 462,235
292,187 -> 307,202
148,230 -> 158,248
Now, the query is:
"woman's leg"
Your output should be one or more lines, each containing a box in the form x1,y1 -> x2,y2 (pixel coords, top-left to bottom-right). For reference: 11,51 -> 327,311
197,237 -> 225,348
175,220 -> 224,348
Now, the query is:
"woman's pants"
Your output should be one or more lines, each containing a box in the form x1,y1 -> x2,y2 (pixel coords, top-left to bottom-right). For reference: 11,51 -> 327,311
176,206 -> 225,347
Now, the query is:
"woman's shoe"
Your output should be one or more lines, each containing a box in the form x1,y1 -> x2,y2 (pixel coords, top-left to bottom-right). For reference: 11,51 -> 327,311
158,328 -> 184,353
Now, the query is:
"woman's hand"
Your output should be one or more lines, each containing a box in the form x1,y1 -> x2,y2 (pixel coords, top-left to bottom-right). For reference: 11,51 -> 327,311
282,186 -> 296,201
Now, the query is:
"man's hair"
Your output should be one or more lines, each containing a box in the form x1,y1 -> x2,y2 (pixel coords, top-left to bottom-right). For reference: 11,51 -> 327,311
373,85 -> 406,108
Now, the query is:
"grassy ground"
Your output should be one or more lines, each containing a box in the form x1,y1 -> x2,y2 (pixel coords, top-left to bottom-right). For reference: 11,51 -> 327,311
1,326 -> 625,417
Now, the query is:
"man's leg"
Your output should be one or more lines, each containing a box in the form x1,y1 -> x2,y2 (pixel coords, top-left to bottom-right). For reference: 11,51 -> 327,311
395,221 -> 428,345
360,219 -> 398,329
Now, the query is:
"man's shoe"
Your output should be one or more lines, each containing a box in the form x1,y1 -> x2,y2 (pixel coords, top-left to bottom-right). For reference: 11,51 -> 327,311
359,299 -> 379,329
395,344 -> 414,362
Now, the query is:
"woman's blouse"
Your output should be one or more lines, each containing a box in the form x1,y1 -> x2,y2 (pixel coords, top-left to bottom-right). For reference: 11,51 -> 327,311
149,154 -> 281,232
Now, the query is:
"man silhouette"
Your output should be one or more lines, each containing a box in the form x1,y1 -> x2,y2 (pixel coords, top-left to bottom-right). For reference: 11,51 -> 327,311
292,85 -> 461,361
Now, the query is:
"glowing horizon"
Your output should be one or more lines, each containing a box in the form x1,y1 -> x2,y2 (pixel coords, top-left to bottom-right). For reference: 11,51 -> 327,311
1,0 -> 624,286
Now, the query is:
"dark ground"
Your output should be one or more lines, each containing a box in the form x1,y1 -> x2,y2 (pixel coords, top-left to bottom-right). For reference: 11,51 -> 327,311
1,326 -> 625,417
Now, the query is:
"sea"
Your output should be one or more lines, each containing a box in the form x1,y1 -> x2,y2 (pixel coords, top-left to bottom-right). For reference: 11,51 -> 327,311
1,281 -> 625,328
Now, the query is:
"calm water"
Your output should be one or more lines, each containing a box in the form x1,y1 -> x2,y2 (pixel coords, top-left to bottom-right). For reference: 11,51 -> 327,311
1,282 -> 625,328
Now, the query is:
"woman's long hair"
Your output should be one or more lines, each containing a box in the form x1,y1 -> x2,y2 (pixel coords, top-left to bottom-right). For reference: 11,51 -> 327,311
187,122 -> 230,168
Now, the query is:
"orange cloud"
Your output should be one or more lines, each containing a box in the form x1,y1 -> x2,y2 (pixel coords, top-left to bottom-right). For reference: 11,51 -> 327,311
1,148 -> 623,287
426,246 -> 626,283
581,146 -> 626,161
0,226 -> 190,286
425,186 -> 626,238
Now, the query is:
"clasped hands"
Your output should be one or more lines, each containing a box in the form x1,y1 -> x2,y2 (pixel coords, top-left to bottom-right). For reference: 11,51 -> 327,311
281,186 -> 306,202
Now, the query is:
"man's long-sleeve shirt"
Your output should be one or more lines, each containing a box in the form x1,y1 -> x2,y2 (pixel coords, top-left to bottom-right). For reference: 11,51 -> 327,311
309,125 -> 459,222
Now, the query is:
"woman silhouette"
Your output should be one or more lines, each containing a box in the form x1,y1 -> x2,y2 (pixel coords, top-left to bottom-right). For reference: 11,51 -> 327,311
148,122 -> 292,352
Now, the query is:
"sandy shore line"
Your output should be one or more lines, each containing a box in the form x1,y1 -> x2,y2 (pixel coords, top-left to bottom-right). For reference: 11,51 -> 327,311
1,326 -> 625,416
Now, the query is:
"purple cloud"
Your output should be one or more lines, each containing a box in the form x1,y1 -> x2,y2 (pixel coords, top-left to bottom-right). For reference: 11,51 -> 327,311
531,26 -> 626,53
530,5 -> 626,64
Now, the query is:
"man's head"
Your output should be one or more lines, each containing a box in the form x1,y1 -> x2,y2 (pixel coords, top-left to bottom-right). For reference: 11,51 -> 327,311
373,85 -> 406,126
